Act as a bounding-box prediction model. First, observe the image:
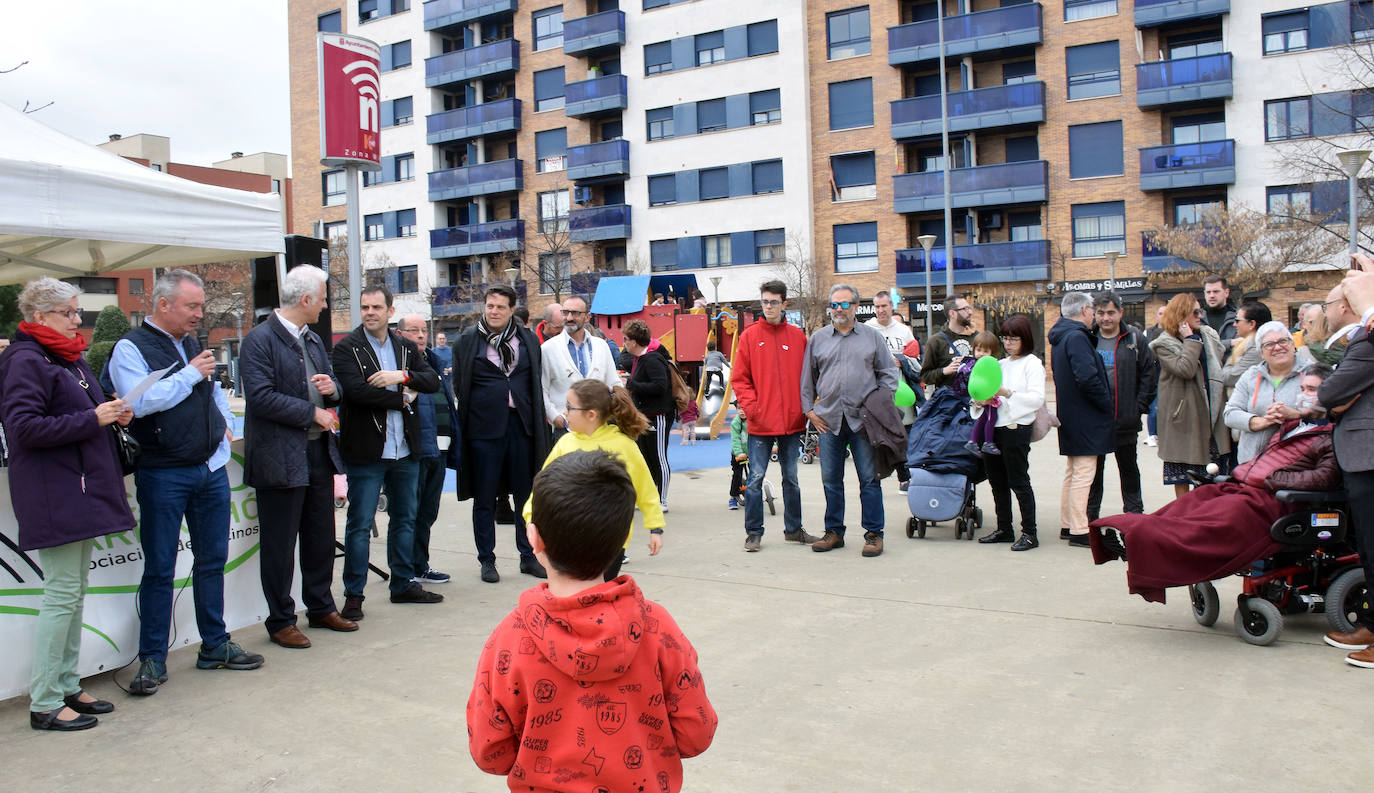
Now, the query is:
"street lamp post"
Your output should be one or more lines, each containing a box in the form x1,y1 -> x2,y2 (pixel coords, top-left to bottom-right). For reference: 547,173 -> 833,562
935,1 -> 955,300
1337,149 -> 1371,258
1104,250 -> 1119,291
918,234 -> 937,337
709,275 -> 722,306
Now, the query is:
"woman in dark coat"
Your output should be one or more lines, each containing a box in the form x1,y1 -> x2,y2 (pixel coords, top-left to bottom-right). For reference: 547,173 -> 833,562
621,320 -> 675,511
0,278 -> 135,731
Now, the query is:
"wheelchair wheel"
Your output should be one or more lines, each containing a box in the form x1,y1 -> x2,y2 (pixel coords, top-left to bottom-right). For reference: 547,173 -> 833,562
1234,597 -> 1284,646
1188,582 -> 1219,627
1325,568 -> 1367,633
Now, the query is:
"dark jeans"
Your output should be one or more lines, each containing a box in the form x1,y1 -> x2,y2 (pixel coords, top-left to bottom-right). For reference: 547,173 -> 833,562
983,424 -> 1035,532
1147,397 -> 1158,437
818,418 -> 883,536
1346,470 -> 1374,631
1087,438 -> 1144,521
745,433 -> 802,535
135,464 -> 231,662
343,455 -> 419,595
413,455 -> 447,574
469,414 -> 536,567
257,437 -> 338,634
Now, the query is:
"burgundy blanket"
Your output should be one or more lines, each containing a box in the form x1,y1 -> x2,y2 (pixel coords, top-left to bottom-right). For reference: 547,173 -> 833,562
1089,482 -> 1286,604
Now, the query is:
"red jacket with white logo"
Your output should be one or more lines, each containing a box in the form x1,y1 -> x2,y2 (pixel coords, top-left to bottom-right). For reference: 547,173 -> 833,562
730,318 -> 809,436
467,576 -> 717,793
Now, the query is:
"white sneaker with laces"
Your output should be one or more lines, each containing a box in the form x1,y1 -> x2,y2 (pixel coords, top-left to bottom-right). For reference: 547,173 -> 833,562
1145,435 -> 1158,447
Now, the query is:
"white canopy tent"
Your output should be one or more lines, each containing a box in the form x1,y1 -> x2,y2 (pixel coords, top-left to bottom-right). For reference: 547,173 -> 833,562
0,102 -> 284,285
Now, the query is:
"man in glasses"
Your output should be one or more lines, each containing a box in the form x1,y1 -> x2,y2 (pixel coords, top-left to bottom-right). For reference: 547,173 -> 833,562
540,294 -> 620,439
802,284 -> 901,558
919,295 -> 979,389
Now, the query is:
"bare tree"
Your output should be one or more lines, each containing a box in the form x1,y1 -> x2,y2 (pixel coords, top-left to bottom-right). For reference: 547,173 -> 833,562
519,223 -> 573,305
2,61 -> 53,113
179,260 -> 253,338
779,230 -> 827,332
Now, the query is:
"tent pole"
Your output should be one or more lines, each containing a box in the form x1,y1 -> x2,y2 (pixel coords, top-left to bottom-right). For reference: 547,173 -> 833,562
345,164 -> 362,329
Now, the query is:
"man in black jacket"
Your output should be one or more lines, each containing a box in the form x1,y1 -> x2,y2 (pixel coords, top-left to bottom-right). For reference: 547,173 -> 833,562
332,285 -> 441,617
240,265 -> 355,650
452,284 -> 550,583
1048,292 -> 1114,547
1087,292 -> 1157,522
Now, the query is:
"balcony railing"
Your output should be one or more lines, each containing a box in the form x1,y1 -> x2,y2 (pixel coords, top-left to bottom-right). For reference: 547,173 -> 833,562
423,0 -> 517,31
888,3 -> 1042,66
1141,232 -> 1203,272
893,160 -> 1048,213
426,98 -> 521,145
428,159 -> 523,202
434,280 -> 528,316
424,39 -> 519,88
1136,53 -> 1232,108
891,81 -> 1045,139
1139,140 -> 1235,191
895,240 -> 1050,287
563,10 -> 626,55
565,73 -> 628,118
569,204 -> 631,242
1134,0 -> 1229,28
567,139 -> 630,182
429,219 -> 524,258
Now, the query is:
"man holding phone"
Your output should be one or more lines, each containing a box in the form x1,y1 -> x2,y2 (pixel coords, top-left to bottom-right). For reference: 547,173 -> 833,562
920,295 -> 979,389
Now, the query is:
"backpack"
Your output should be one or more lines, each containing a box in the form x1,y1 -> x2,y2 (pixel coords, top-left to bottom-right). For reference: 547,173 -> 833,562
667,363 -> 693,415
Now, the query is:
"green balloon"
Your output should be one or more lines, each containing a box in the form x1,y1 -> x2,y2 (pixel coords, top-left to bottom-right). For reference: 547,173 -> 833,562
894,380 -> 916,407
967,355 -> 1003,402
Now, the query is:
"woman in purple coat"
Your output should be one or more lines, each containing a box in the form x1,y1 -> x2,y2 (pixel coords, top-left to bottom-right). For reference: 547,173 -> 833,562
0,278 -> 135,732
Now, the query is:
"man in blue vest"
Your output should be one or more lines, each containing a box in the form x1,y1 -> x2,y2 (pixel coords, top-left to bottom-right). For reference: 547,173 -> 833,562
397,314 -> 460,586
110,269 -> 263,695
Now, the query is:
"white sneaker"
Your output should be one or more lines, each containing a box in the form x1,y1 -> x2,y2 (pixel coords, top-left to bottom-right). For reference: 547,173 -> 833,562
660,502 -> 670,513
1145,435 -> 1158,447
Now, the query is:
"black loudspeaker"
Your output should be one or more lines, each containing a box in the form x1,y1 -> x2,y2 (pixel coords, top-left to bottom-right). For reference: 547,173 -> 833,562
252,234 -> 334,352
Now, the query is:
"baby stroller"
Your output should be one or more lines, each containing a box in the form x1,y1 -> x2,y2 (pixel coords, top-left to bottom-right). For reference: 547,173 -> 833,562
903,386 -> 983,540
799,422 -> 821,465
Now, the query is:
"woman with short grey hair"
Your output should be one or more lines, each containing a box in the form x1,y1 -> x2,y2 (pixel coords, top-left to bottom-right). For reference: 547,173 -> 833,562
1224,321 -> 1308,464
16,277 -> 81,322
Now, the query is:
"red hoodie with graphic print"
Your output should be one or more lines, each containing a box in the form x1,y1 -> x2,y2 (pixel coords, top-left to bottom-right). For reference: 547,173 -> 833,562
467,576 -> 717,793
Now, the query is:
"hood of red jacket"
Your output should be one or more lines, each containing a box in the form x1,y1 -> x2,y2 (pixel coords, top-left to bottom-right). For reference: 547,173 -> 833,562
515,576 -> 649,683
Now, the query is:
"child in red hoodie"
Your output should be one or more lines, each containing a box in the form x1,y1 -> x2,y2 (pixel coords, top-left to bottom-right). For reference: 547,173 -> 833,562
467,450 -> 718,793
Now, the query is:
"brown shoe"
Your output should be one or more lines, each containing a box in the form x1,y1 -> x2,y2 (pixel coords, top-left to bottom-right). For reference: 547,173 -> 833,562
861,531 -> 884,557
1325,626 -> 1374,650
811,530 -> 844,552
1347,646 -> 1374,668
783,529 -> 820,545
308,612 -> 359,632
269,625 -> 311,649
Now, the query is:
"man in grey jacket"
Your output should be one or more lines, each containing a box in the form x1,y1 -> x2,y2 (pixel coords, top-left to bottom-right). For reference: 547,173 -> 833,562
802,284 -> 900,558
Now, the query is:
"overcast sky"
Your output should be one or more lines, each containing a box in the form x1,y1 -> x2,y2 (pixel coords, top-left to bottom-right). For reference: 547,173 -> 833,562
0,0 -> 291,167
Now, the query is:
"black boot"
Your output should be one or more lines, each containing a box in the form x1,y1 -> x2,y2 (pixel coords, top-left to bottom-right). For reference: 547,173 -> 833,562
1010,530 -> 1039,551
977,527 -> 1015,544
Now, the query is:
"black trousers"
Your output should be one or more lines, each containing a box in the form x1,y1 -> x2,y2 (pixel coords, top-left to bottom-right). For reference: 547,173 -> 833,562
636,413 -> 671,503
1346,470 -> 1374,631
257,437 -> 338,635
1087,438 -> 1144,522
983,424 -> 1035,532
469,411 -> 535,567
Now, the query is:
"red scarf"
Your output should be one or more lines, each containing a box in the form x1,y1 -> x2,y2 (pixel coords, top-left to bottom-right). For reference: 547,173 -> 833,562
19,321 -> 88,362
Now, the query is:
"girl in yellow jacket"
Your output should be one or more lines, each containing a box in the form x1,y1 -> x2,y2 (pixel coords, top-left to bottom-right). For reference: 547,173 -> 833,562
525,379 -> 665,579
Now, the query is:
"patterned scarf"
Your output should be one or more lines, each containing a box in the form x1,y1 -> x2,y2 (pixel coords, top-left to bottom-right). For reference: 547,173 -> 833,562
477,317 -> 518,374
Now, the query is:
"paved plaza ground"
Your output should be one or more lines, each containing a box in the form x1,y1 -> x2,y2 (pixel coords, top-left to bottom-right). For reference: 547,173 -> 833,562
3,433 -> 1370,792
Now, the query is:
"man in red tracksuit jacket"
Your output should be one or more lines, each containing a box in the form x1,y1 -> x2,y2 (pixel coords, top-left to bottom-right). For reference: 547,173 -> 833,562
730,280 -> 820,552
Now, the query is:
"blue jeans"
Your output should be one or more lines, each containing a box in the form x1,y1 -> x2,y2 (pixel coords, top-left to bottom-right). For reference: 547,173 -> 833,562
343,456 -> 419,595
818,418 -> 884,536
745,433 -> 802,536
135,464 -> 231,663
1147,397 -> 1158,436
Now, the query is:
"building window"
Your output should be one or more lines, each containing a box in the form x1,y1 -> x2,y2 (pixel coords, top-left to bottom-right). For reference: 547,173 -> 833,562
834,222 -> 878,273
534,6 -> 564,51
750,89 -> 781,125
1071,201 -> 1126,258
828,78 -> 874,130
1005,135 -> 1039,162
1265,97 -> 1311,141
128,278 -> 145,296
1003,60 -> 1036,85
830,151 -> 876,200
396,153 -> 414,182
696,31 -> 725,66
271,178 -> 282,193
534,67 -> 565,112
1171,111 -> 1225,143
324,221 -> 347,241
1356,1 -> 1374,41
827,7 -> 871,60
646,106 -> 674,140
536,128 -> 568,173
648,174 -> 677,206
396,208 -> 416,237
364,213 -> 384,241
1009,211 -> 1042,241
752,159 -> 783,194
696,98 -> 726,133
385,96 -> 412,126
699,168 -> 729,201
1267,185 -> 1313,218
755,228 -> 784,263
359,0 -> 379,20
538,253 -> 571,295
539,190 -> 570,233
650,239 -> 678,270
323,169 -> 346,206
1066,41 -> 1119,100
1068,121 -> 1123,179
747,20 -> 779,56
702,234 -> 731,267
645,41 -> 673,74
1064,0 -> 1116,22
398,265 -> 418,293
1173,195 -> 1224,225
1166,30 -> 1223,59
1263,11 -> 1308,55
318,10 -> 342,31
382,40 -> 411,70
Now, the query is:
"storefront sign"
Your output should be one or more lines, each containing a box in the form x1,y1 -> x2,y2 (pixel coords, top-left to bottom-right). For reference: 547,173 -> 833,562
1057,278 -> 1147,293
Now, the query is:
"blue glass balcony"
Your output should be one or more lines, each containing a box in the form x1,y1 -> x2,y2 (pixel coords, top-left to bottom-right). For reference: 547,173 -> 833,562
1139,140 -> 1234,191
425,39 -> 519,88
1141,232 -> 1202,272
567,139 -> 630,182
1136,53 -> 1232,108
423,0 -> 517,32
893,160 -> 1048,213
563,10 -> 626,55
434,280 -> 528,316
888,3 -> 1042,66
1134,0 -> 1229,28
426,98 -> 522,145
429,219 -> 524,258
891,82 -> 1045,140
565,73 -> 628,118
569,204 -> 631,242
895,240 -> 1050,287
428,159 -> 523,201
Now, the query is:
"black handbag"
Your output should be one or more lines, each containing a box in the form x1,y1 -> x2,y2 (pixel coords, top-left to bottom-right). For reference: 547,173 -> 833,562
50,354 -> 141,475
